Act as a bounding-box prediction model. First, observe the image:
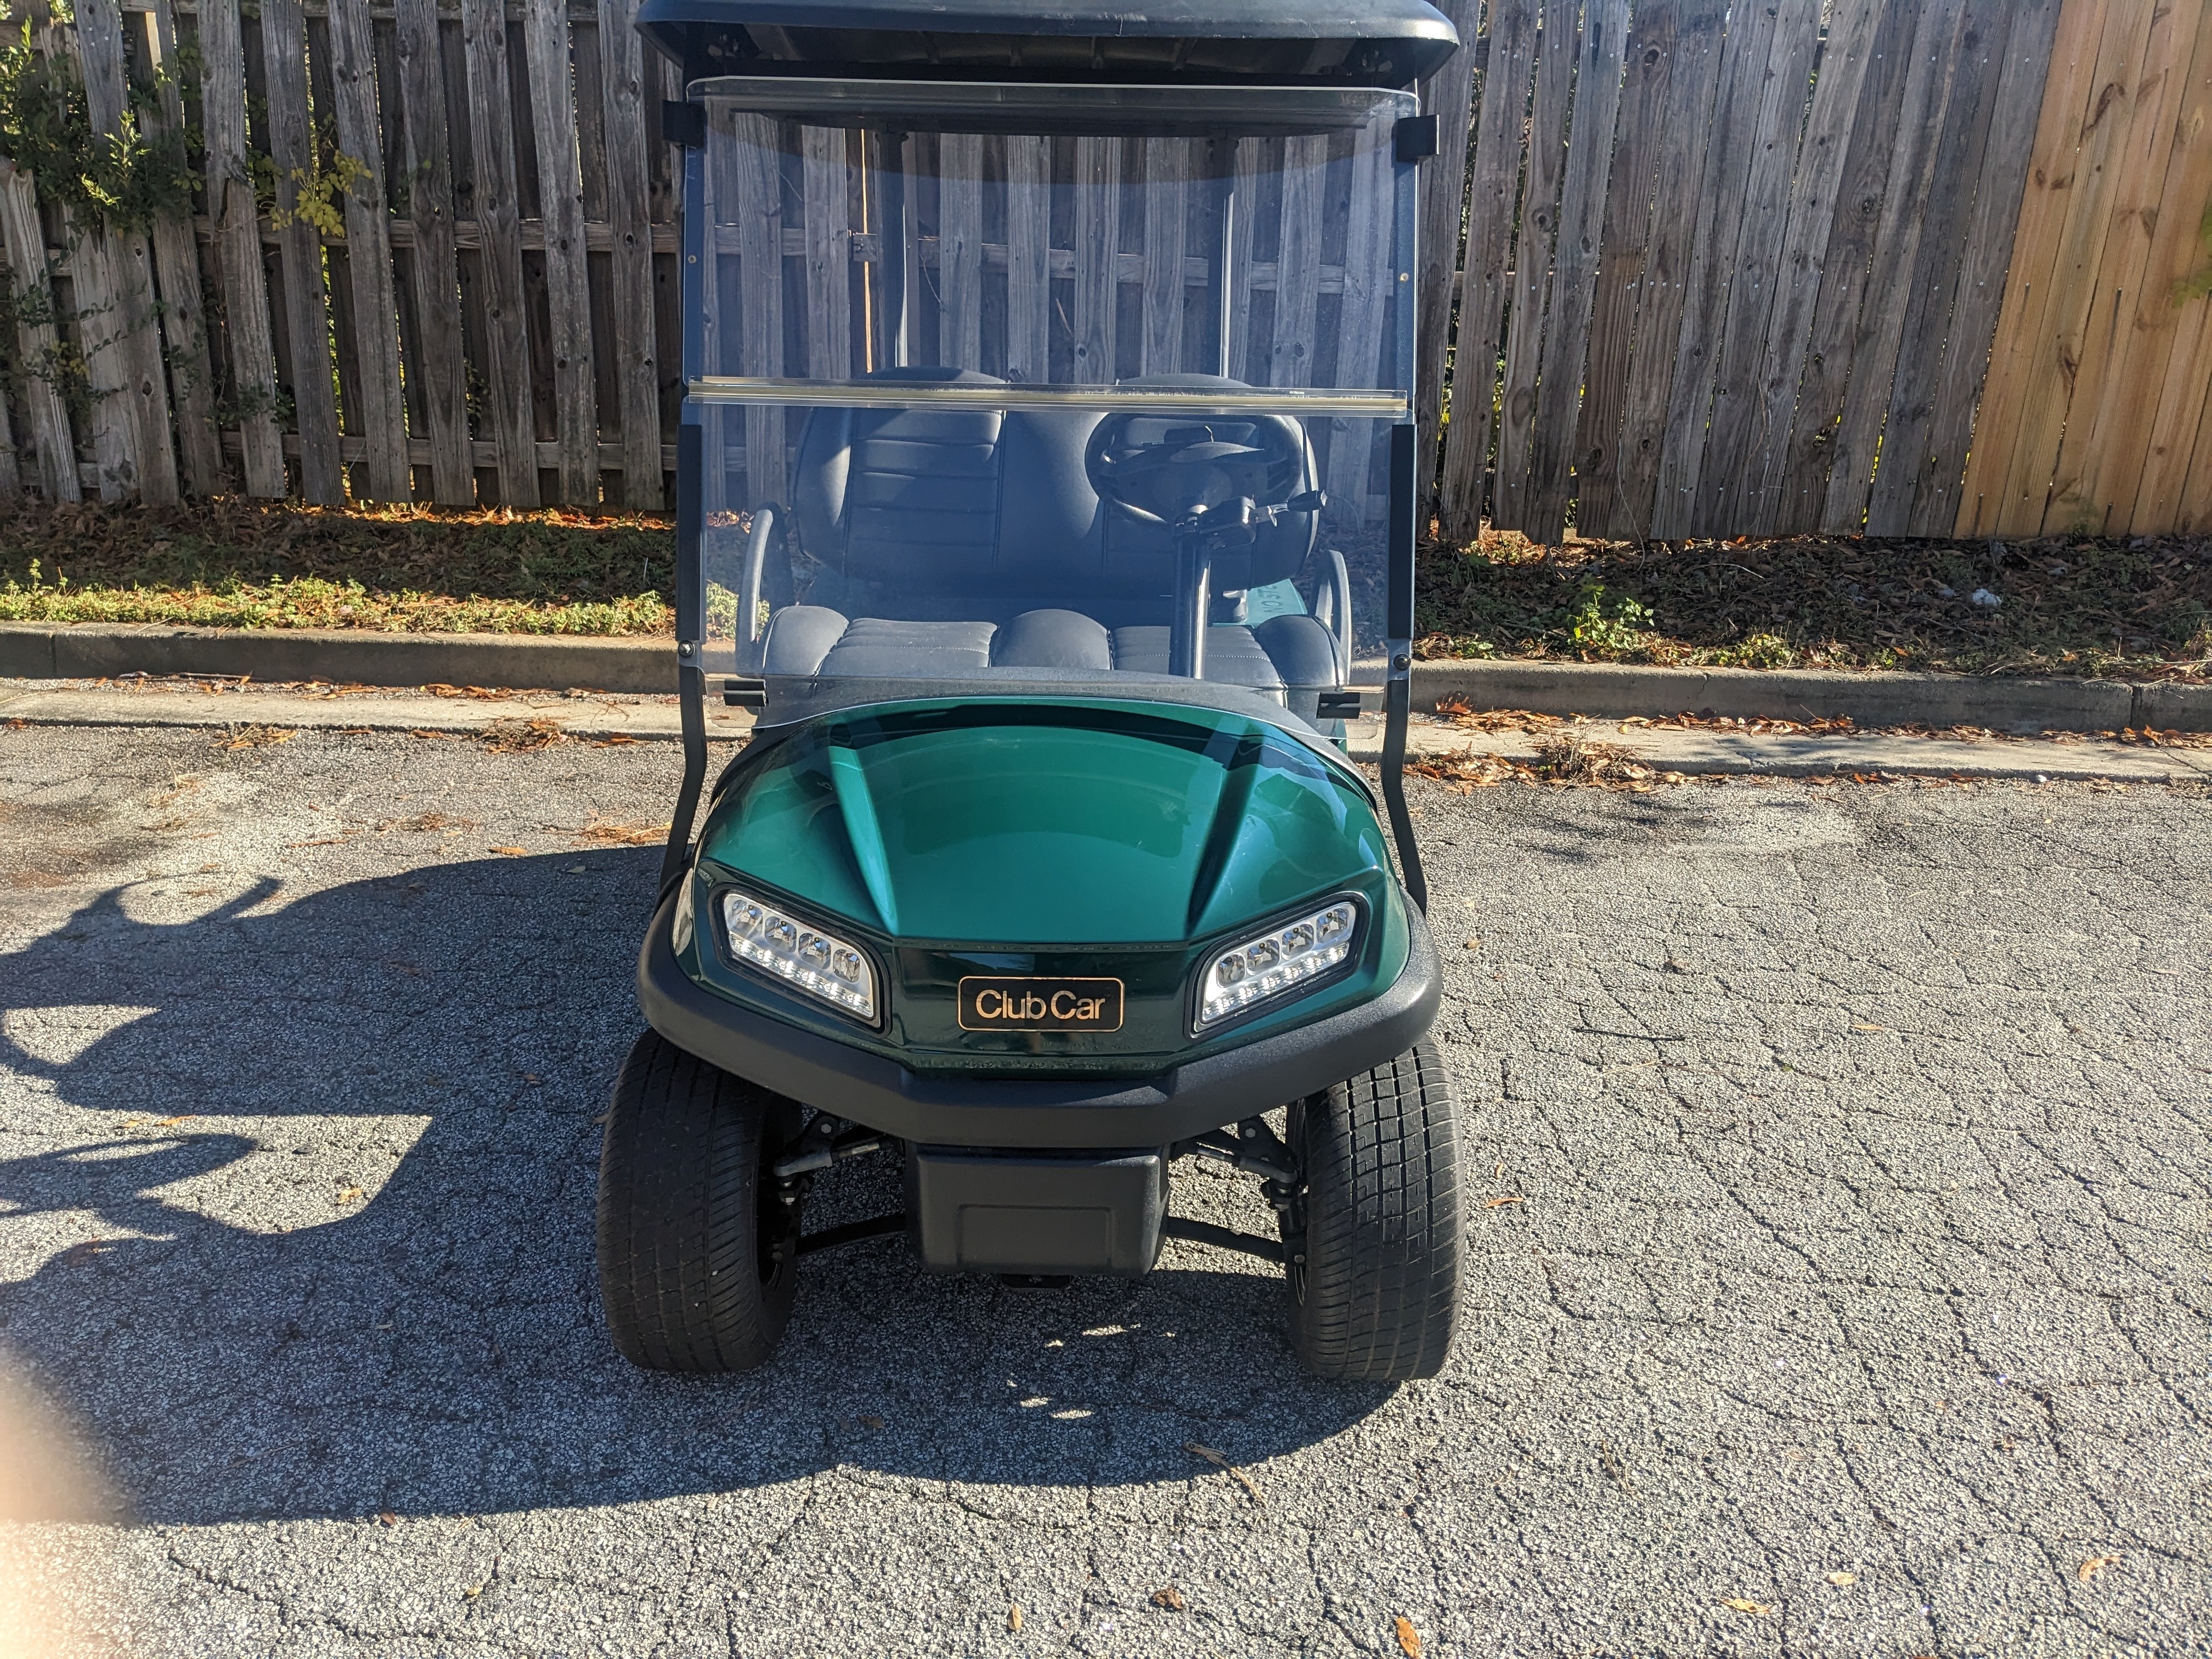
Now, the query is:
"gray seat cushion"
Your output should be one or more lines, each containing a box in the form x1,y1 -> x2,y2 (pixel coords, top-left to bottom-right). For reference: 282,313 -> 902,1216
761,606 -> 1342,691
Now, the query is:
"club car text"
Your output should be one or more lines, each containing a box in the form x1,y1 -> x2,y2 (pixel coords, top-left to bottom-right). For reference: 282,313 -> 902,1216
957,977 -> 1125,1032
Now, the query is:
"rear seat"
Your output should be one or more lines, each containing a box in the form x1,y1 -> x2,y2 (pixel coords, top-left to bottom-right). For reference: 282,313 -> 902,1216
757,368 -> 1343,697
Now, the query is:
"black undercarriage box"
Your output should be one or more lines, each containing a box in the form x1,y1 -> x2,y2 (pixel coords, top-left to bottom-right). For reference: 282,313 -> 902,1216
905,1147 -> 1166,1277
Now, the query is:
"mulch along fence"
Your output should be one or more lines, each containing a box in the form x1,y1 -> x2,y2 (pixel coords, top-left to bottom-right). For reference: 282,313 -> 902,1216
0,0 -> 2205,539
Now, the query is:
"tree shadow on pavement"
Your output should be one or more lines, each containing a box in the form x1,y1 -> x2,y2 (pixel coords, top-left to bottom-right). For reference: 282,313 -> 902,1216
0,855 -> 1385,1525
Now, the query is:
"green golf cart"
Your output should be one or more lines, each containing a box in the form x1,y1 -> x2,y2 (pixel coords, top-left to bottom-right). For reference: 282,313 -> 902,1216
601,0 -> 1464,1383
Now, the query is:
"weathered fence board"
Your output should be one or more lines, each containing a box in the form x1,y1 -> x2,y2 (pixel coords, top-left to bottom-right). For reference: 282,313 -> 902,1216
0,0 -> 2198,542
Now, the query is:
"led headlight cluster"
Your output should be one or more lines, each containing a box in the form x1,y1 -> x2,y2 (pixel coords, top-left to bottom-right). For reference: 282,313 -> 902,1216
720,890 -> 876,1022
1197,899 -> 1357,1029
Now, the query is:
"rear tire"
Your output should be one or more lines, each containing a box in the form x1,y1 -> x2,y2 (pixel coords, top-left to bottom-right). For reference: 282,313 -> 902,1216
597,1029 -> 804,1372
1283,1041 -> 1463,1383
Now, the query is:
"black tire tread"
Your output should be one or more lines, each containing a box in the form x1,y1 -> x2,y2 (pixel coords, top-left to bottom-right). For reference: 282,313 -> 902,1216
597,1029 -> 798,1373
1288,1040 -> 1462,1383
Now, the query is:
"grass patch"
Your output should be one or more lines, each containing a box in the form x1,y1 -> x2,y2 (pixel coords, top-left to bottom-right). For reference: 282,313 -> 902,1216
0,499 -> 675,635
1416,530 -> 2212,681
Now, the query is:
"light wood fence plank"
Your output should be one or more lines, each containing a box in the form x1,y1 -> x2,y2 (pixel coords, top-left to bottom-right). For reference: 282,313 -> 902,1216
2124,4 -> 2212,535
1771,0 -> 1927,531
1695,0 -> 1824,535
393,0 -> 474,502
1982,0 -> 2163,536
1601,0 -> 1728,539
1951,0 -> 2107,535
0,164 -> 80,500
1526,0 -> 1632,544
1909,0 -> 2067,535
461,0 -> 541,505
1729,0 -> 1882,534
261,0 -> 345,501
525,0 -> 599,501
196,0 -> 285,494
325,0 -> 410,500
140,0 -> 223,493
1644,0 -> 1787,538
595,0 -> 659,506
1436,0 -> 1540,542
1492,0 -> 1579,533
2037,0 -> 2198,535
1005,136 -> 1051,383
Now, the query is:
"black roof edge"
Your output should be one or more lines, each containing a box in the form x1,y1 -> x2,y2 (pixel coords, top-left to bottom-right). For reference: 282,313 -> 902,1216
635,0 -> 1460,88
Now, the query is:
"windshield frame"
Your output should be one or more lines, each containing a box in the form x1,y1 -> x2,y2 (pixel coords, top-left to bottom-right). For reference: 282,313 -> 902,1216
664,74 -> 1429,904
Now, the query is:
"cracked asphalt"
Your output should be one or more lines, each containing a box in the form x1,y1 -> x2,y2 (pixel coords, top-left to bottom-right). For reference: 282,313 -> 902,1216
1,722 -> 2208,1658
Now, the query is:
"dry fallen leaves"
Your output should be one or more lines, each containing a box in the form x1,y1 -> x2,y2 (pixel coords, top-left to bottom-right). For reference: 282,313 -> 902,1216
1393,1615 -> 1423,1657
1722,1597 -> 1774,1616
335,1185 -> 365,1205
1150,1586 -> 1186,1612
1826,1570 -> 1857,1586
575,817 -> 672,846
480,716 -> 566,753
216,725 -> 295,750
1006,1604 -> 1022,1633
376,1511 -> 398,1527
490,846 -> 529,857
2078,1555 -> 2121,1583
1184,1442 -> 1262,1505
1483,1194 -> 1525,1209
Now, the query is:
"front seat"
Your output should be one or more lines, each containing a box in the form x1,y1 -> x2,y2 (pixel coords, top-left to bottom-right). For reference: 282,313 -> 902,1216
756,367 -> 1345,701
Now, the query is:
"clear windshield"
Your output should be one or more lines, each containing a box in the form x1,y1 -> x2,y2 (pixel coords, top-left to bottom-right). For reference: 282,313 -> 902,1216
684,81 -> 1414,725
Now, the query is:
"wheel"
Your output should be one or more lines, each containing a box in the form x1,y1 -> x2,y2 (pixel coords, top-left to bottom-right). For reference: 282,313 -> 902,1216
1282,1041 -> 1463,1383
597,1029 -> 804,1372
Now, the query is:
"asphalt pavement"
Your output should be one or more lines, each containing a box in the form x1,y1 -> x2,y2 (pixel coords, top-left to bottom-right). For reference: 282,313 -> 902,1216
1,723 -> 2207,1658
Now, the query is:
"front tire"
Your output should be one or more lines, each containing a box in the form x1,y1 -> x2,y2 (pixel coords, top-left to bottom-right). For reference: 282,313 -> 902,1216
597,1029 -> 803,1372
1283,1042 -> 1463,1383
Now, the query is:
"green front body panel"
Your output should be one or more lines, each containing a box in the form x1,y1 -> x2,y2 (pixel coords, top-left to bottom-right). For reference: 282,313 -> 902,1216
681,698 -> 1410,1076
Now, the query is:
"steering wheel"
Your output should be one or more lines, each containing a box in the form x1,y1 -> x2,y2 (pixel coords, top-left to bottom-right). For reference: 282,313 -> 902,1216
1084,411 -> 1309,526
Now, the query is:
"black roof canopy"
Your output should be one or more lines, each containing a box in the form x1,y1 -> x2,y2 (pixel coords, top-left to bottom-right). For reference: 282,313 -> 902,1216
637,0 -> 1459,88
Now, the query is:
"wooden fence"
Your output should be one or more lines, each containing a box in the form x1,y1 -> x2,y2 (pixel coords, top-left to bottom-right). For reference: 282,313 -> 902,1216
1424,0 -> 2212,545
0,0 -> 682,510
0,0 -> 2206,539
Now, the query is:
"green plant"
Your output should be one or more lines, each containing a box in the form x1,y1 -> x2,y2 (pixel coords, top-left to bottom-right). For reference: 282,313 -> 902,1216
2174,202 -> 2212,305
0,22 -> 200,233
1566,582 -> 1653,656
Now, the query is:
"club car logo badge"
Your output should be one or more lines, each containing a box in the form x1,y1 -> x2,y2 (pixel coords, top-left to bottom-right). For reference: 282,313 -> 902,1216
957,977 -> 1125,1033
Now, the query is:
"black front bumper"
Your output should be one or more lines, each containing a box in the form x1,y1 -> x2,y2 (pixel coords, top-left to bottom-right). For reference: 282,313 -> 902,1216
636,891 -> 1440,1148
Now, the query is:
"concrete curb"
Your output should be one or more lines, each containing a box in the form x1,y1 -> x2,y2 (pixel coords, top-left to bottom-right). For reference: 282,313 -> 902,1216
1406,659 -> 2212,733
4,621 -> 2207,731
0,622 -> 674,695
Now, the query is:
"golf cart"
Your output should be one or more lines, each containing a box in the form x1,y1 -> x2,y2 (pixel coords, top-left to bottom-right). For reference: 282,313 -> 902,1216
603,0 -> 1464,1383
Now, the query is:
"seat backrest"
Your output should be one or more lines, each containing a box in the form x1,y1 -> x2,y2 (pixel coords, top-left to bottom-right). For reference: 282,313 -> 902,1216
788,370 -> 1319,615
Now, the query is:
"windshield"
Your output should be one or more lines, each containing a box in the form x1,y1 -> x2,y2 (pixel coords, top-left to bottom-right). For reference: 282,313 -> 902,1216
681,80 -> 1415,729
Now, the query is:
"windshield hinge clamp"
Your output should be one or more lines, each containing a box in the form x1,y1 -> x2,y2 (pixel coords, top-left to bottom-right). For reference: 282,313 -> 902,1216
663,100 -> 705,149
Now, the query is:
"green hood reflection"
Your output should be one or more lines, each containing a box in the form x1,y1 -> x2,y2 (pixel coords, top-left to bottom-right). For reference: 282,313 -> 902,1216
697,699 -> 1389,945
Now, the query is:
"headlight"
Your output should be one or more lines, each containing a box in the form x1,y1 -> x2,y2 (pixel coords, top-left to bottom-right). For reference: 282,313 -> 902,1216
1197,898 -> 1358,1029
719,890 -> 877,1022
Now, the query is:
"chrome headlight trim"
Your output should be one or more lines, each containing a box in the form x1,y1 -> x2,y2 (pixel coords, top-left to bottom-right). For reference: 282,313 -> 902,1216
713,885 -> 881,1027
1193,894 -> 1364,1034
